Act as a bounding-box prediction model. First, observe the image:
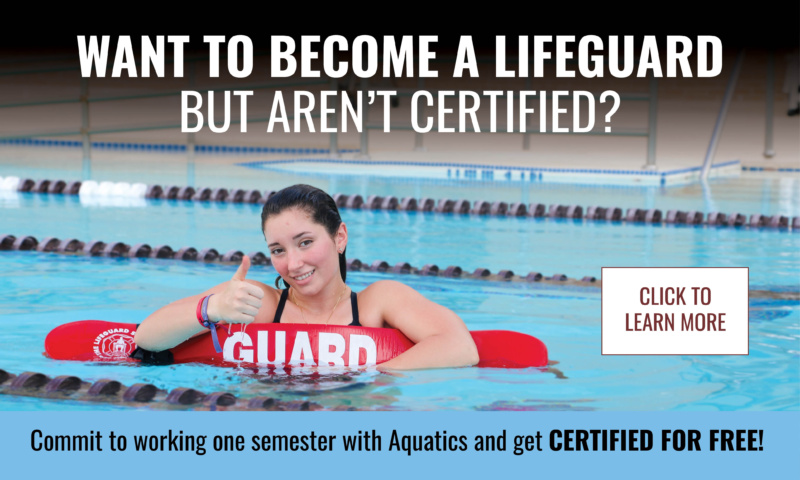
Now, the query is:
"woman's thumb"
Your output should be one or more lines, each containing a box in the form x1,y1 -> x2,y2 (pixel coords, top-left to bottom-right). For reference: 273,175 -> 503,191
232,255 -> 251,281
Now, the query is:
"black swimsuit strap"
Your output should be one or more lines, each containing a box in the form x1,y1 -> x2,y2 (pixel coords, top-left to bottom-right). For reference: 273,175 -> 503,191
350,291 -> 360,327
272,288 -> 290,324
274,288 -> 360,326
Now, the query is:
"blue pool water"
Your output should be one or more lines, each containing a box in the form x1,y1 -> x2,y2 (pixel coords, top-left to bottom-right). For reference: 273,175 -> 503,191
2,192 -> 798,288
0,252 -> 797,411
1,183 -> 799,411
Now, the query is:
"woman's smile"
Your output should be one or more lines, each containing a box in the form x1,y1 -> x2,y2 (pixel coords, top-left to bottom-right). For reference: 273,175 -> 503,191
293,269 -> 315,282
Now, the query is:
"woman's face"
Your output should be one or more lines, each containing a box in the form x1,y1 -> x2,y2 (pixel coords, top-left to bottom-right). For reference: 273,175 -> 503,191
263,207 -> 346,295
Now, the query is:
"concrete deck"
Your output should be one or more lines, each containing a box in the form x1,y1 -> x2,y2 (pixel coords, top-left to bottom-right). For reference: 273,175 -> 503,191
0,49 -> 797,181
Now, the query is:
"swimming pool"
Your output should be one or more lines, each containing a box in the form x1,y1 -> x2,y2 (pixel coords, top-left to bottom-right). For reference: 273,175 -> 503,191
1,252 -> 797,411
1,181 -> 798,411
240,158 -> 749,187
2,191 -> 798,287
1,144 -> 799,216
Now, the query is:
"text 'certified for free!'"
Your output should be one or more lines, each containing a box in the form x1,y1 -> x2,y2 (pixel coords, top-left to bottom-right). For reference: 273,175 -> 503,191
601,268 -> 748,355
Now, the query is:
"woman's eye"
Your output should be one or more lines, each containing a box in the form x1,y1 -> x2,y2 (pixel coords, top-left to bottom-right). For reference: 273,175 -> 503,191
270,248 -> 283,255
300,239 -> 313,247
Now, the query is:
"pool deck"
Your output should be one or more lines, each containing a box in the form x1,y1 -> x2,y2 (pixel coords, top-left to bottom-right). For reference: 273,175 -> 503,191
0,49 -> 798,183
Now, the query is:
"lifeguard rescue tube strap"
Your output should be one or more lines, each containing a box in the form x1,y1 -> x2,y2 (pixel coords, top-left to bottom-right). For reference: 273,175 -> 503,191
44,321 -> 548,368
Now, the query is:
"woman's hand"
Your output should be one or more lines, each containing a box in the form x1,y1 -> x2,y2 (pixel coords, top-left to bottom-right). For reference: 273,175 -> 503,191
206,255 -> 264,324
135,256 -> 275,352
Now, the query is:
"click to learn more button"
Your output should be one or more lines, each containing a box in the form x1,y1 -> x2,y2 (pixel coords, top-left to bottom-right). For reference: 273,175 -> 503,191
601,267 -> 749,355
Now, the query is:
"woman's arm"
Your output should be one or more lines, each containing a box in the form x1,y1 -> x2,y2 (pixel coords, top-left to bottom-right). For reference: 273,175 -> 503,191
134,256 -> 272,351
361,280 -> 479,370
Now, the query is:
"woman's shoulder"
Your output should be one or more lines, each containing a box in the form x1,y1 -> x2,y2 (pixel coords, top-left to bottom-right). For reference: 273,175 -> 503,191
359,279 -> 412,293
355,280 -> 418,327
356,280 -> 461,336
357,280 -> 419,305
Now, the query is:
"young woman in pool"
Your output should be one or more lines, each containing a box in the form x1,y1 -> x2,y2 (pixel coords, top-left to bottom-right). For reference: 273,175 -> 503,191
134,184 -> 479,370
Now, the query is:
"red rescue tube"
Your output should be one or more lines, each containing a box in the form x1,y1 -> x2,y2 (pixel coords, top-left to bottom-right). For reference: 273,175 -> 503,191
44,321 -> 547,368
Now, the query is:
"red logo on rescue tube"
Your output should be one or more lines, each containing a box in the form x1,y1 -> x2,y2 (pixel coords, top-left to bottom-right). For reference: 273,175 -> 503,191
222,331 -> 378,366
93,328 -> 136,359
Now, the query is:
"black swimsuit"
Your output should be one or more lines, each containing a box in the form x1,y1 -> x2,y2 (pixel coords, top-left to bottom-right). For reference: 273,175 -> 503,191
273,288 -> 361,326
131,288 -> 360,364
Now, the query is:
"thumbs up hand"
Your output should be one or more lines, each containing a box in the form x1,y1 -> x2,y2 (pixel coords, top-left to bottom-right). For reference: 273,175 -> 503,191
207,255 -> 264,324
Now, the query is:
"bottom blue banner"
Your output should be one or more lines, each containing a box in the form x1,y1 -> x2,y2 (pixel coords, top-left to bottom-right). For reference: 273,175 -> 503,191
2,411 -> 798,478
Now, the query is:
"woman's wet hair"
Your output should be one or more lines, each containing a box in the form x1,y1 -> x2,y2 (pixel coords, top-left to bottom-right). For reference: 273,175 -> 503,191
261,184 -> 346,288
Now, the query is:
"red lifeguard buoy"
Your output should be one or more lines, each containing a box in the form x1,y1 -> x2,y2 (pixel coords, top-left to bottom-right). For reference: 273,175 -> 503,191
44,320 -> 548,368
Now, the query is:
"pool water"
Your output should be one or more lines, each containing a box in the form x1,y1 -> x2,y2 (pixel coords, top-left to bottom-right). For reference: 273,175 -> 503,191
1,187 -> 798,411
2,192 -> 798,287
1,253 -> 797,411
